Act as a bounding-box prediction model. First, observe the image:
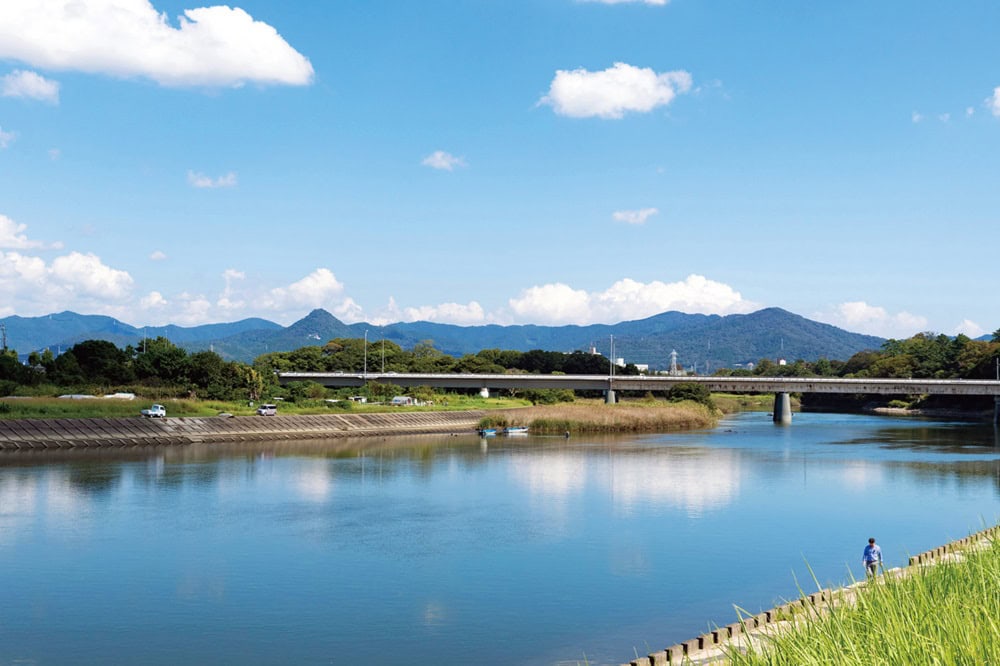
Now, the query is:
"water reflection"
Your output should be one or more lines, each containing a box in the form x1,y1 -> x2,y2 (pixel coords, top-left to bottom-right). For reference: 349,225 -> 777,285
2,415 -> 1000,666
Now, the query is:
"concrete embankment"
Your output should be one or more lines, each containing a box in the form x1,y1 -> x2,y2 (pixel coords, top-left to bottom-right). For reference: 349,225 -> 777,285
0,410 -> 486,449
623,524 -> 1000,666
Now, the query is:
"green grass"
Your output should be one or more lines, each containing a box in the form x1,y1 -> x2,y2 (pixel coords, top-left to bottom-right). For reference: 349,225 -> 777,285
0,394 -> 530,420
728,539 -> 1000,665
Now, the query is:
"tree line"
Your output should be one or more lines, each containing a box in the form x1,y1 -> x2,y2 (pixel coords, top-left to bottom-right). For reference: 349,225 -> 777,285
2,330 -> 997,408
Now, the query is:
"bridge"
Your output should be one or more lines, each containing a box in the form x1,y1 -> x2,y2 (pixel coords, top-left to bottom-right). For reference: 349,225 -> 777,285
277,372 -> 1000,424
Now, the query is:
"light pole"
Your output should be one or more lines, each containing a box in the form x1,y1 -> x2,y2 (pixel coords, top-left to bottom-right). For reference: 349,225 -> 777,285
363,329 -> 368,381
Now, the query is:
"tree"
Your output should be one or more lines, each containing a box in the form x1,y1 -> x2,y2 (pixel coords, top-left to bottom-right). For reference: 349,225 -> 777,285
64,340 -> 133,385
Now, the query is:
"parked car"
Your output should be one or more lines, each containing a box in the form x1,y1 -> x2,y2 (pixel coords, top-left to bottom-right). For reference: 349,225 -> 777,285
141,404 -> 166,418
256,404 -> 277,416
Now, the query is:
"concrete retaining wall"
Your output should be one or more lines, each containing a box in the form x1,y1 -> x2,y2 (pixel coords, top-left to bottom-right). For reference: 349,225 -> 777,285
623,524 -> 1000,666
0,410 -> 486,449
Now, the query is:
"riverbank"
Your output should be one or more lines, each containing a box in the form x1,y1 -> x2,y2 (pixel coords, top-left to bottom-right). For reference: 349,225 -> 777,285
622,523 -> 1000,666
0,410 -> 486,449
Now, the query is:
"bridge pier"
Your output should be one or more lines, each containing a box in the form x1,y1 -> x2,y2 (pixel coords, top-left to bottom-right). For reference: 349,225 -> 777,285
773,392 -> 792,425
605,389 -> 616,405
994,397 -> 1000,426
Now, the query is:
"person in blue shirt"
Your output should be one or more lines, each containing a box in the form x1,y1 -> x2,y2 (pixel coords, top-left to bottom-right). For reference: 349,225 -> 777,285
863,537 -> 882,577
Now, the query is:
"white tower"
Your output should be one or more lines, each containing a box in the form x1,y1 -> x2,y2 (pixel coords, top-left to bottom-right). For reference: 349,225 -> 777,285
669,349 -> 679,376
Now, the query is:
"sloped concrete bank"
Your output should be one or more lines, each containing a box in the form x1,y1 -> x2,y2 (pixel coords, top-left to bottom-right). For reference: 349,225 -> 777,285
0,410 -> 486,449
621,524 -> 1000,666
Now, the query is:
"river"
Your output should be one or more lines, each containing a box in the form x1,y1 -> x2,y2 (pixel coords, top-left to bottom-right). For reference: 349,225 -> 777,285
1,411 -> 999,665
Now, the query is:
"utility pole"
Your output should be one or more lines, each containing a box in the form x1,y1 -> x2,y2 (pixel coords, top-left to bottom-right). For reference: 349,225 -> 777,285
0,322 -> 6,352
363,329 -> 368,381
381,327 -> 385,373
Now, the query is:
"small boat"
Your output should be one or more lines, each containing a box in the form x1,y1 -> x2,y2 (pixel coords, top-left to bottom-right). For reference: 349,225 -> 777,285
503,426 -> 529,436
478,428 -> 497,437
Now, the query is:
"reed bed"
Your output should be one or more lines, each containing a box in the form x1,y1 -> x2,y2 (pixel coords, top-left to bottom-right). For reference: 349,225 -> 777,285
729,539 -> 1000,665
480,401 -> 717,433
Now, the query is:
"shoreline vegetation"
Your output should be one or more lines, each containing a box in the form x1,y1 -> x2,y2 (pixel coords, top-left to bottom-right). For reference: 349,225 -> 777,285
726,534 -> 1000,666
480,400 -> 720,433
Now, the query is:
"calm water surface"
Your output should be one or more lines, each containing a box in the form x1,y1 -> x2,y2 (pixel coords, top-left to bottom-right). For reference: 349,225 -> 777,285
2,412 -> 999,665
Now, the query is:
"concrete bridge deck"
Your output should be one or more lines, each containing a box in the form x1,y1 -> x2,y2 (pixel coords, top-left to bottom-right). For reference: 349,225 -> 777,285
279,372 -> 1000,396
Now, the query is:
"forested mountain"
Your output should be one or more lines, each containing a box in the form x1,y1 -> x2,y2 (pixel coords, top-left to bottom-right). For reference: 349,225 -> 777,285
3,307 -> 886,370
1,311 -> 281,358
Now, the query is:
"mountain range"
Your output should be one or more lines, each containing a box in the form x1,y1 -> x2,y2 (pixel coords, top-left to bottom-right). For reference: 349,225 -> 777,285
1,307 -> 887,370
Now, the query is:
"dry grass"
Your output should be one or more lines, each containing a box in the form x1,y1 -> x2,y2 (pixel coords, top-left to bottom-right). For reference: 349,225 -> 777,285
480,400 -> 718,433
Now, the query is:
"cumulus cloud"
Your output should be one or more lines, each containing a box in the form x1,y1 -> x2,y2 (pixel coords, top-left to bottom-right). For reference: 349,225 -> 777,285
0,248 -> 134,317
508,275 -> 756,325
1,69 -> 59,103
612,208 -> 658,225
188,170 -> 237,188
140,291 -> 167,309
953,319 -> 985,338
990,87 -> 1000,117
149,250 -> 167,261
911,111 -> 924,123
0,0 -> 313,88
0,215 -> 45,249
263,268 -> 344,311
812,301 -> 927,338
402,301 -> 486,325
421,150 -> 466,171
540,62 -> 692,119
0,127 -> 15,149
50,252 -> 134,298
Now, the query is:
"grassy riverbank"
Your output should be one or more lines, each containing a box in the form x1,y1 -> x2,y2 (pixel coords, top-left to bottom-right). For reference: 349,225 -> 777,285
729,538 -> 1000,665
0,394 -> 529,420
479,400 -> 718,433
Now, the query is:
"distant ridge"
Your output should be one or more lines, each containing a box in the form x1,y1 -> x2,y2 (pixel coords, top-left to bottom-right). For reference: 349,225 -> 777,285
1,307 -> 886,369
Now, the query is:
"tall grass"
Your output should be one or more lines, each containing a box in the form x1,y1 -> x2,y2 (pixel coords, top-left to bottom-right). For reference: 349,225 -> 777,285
729,539 -> 1000,665
479,401 -> 717,433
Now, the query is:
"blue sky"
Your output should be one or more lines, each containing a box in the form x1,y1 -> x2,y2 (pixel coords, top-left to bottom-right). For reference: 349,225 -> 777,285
1,0 -> 998,339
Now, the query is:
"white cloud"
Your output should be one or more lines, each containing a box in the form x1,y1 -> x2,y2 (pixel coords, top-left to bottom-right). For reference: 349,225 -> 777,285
50,252 -> 133,298
540,62 -> 692,119
0,248 -> 135,318
0,215 -> 45,249
1,69 -> 59,103
188,170 -> 237,188
953,319 -> 985,338
911,111 -> 924,123
140,291 -> 167,309
149,250 -> 167,261
402,301 -> 486,325
264,268 -> 344,311
0,127 -> 15,149
508,275 -> 756,325
0,1 -> 313,88
48,148 -> 61,160
966,106 -> 975,118
938,113 -> 950,123
990,87 -> 1000,117
612,207 -> 658,225
812,301 -> 927,338
421,150 -> 466,171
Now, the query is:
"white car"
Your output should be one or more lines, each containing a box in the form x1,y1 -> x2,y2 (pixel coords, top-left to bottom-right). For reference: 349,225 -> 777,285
256,404 -> 277,416
141,404 -> 166,418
